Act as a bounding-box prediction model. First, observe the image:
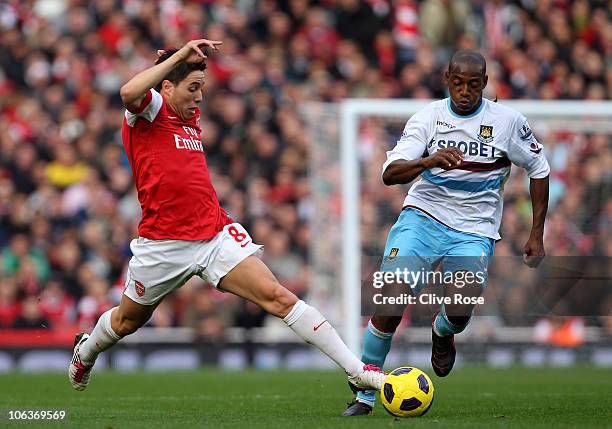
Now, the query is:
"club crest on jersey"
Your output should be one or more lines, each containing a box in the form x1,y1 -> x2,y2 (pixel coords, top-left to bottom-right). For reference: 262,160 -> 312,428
135,281 -> 145,297
477,125 -> 494,143
389,248 -> 399,260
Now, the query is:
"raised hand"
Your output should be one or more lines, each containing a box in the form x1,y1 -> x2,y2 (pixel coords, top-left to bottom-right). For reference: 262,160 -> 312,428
174,38 -> 223,63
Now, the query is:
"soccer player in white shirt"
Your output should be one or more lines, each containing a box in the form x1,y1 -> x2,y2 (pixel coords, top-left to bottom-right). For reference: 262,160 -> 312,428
343,50 -> 550,416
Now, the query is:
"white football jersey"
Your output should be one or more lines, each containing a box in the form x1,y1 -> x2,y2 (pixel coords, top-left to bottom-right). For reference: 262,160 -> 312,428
382,98 -> 550,240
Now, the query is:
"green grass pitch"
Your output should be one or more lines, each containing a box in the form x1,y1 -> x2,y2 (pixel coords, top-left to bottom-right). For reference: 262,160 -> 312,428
1,366 -> 610,428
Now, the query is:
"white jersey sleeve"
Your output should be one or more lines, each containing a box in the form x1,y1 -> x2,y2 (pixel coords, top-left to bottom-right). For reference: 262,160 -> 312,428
507,115 -> 550,179
382,105 -> 434,175
124,89 -> 164,127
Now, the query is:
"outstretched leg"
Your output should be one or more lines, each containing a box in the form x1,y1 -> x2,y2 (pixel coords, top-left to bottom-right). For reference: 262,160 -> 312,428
219,255 -> 386,391
69,294 -> 158,390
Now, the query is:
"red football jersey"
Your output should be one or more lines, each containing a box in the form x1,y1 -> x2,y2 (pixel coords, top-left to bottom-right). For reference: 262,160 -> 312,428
121,89 -> 231,240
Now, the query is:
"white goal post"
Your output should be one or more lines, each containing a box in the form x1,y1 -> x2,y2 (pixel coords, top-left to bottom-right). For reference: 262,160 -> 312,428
338,99 -> 612,353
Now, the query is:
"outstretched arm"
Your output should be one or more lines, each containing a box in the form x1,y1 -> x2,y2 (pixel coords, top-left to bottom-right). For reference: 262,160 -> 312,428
523,175 -> 549,267
119,38 -> 222,113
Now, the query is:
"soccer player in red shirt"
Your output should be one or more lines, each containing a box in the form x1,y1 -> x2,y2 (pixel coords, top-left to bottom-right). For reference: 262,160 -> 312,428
69,39 -> 385,394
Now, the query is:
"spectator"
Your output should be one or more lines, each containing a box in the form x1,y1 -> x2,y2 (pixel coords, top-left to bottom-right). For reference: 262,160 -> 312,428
0,277 -> 20,328
0,0 -> 608,334
13,295 -> 50,329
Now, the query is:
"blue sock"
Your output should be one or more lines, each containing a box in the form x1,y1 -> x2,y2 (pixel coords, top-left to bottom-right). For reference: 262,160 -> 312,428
356,320 -> 393,406
434,308 -> 469,336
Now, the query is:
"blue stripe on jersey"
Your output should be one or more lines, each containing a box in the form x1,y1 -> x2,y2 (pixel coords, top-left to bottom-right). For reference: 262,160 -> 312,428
446,98 -> 485,119
421,170 -> 505,192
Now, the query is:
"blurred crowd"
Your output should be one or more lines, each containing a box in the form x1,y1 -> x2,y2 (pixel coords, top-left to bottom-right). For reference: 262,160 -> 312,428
0,0 -> 609,338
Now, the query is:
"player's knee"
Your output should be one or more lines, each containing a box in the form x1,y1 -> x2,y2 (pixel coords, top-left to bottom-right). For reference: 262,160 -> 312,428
268,284 -> 298,318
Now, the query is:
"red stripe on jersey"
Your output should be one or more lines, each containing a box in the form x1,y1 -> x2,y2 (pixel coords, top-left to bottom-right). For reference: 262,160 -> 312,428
447,157 -> 511,172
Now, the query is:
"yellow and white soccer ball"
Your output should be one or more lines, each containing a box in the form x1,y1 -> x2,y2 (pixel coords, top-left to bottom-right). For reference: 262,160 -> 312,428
380,367 -> 435,417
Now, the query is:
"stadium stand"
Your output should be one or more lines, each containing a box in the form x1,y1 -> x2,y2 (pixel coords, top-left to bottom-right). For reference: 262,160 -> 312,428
0,0 -> 609,344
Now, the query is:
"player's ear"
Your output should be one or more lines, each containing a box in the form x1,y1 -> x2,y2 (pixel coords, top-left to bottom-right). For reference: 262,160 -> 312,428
483,74 -> 488,90
161,79 -> 173,94
444,70 -> 450,85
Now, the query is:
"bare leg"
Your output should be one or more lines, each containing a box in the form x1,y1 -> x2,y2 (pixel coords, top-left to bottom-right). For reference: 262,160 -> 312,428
70,294 -> 160,390
218,255 -> 297,318
79,294 -> 159,363
219,255 -> 380,384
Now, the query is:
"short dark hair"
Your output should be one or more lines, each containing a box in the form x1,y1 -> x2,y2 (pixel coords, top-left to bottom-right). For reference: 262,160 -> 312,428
448,50 -> 486,77
155,48 -> 206,91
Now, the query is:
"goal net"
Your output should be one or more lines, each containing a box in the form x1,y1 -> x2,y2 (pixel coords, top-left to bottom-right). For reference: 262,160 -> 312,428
301,99 -> 612,353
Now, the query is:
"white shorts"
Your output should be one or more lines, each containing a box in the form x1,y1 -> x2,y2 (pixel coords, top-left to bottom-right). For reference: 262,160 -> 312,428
124,223 -> 262,305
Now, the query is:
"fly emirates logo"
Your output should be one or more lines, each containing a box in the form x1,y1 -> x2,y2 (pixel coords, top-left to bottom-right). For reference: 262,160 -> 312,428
174,126 -> 203,152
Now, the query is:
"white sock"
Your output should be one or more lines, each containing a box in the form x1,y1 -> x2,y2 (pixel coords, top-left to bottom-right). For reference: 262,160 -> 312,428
283,300 -> 363,376
78,307 -> 122,364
